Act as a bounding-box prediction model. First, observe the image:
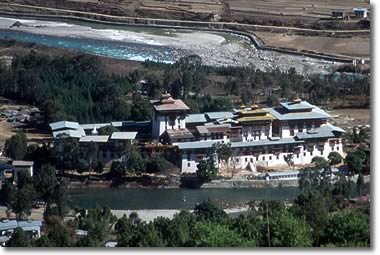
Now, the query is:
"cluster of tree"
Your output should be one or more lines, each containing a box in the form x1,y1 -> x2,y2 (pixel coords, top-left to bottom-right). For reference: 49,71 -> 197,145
0,52 -> 152,125
143,59 -> 369,108
110,147 -> 174,177
0,164 -> 68,220
6,196 -> 369,247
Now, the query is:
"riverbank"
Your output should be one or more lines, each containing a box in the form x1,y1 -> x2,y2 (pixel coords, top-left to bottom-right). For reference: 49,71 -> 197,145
0,16 -> 346,74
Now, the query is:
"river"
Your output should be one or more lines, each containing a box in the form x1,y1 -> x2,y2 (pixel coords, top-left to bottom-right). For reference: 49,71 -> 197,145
0,16 -> 343,74
69,187 -> 300,210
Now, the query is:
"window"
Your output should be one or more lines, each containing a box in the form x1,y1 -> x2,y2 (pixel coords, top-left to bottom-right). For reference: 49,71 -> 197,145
269,156 -> 272,160
245,158 -> 248,162
321,151 -> 323,155
236,158 -> 239,163
187,163 -> 191,167
276,155 -> 279,160
250,158 -> 253,163
303,152 -> 306,156
187,153 -> 191,161
296,154 -> 299,158
262,156 -> 266,161
290,129 -> 294,136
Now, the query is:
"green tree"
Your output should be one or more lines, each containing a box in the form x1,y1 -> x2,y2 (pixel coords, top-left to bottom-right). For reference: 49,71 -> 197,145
320,210 -> 370,247
328,152 -> 343,166
4,132 -> 27,160
311,156 -> 329,169
97,126 -> 119,136
213,142 -> 232,176
193,200 -> 228,222
6,228 -> 31,247
345,149 -> 366,175
190,221 -> 255,247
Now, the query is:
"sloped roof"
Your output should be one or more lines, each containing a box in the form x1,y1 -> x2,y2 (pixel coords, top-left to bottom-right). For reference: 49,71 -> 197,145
12,161 -> 34,167
265,106 -> 330,121
79,123 -> 111,130
49,121 -> 80,131
79,135 -> 109,143
176,137 -> 302,150
53,128 -> 86,138
150,95 -> 189,112
110,132 -> 138,140
185,114 -> 207,124
280,101 -> 314,111
296,123 -> 346,140
205,112 -> 234,120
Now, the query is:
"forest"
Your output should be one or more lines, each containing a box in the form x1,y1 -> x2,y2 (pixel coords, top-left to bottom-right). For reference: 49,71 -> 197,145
0,52 -> 370,129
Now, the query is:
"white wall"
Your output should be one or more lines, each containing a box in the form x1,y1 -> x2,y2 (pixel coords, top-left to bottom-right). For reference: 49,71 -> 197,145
152,112 -> 186,138
179,138 -> 345,173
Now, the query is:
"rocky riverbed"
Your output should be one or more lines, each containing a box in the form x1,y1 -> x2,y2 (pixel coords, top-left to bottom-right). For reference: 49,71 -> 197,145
0,16 -> 345,75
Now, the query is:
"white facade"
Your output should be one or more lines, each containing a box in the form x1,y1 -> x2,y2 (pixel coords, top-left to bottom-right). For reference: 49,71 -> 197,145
152,111 -> 186,138
241,125 -> 272,141
179,137 -> 344,173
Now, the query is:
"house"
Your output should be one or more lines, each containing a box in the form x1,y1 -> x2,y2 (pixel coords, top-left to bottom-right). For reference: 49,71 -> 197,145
331,9 -> 345,19
0,220 -> 42,246
150,94 -> 190,139
353,8 -> 368,18
12,160 -> 34,177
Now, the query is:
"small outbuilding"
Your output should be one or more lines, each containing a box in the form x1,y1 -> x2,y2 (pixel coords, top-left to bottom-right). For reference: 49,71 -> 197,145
353,7 -> 368,18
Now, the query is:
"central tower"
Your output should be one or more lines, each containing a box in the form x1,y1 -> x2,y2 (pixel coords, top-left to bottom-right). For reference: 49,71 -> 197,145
150,94 -> 190,138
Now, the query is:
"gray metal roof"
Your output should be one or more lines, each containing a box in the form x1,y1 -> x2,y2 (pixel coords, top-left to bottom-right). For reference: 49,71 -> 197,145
111,121 -> 150,128
185,114 -> 207,124
12,161 -> 34,167
53,128 -> 86,138
0,220 -> 17,231
231,137 -> 302,148
79,123 -> 111,130
110,132 -> 137,140
296,123 -> 345,140
49,121 -> 80,131
177,137 -> 302,150
79,135 -> 109,143
177,140 -> 218,150
205,112 -> 234,120
265,106 -> 330,121
280,101 -> 314,111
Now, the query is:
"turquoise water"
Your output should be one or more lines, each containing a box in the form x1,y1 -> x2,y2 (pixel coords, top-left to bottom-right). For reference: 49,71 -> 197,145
69,187 -> 300,210
0,29 -> 188,63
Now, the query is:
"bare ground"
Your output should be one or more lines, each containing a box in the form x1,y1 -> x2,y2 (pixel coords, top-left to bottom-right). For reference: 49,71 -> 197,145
254,31 -> 370,59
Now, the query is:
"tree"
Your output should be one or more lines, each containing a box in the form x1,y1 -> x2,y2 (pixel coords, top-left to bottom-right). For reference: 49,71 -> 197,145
266,94 -> 279,107
44,220 -> 74,247
266,211 -> 312,247
196,157 -> 217,182
52,134 -> 81,172
4,132 -> 27,160
8,172 -> 37,219
284,153 -> 295,170
189,221 -> 255,247
94,161 -> 104,174
320,210 -> 370,247
97,126 -> 119,136
213,143 -> 232,176
311,156 -> 329,169
328,152 -> 343,166
33,164 -> 58,203
193,200 -> 228,223
6,228 -> 31,247
345,149 -> 366,175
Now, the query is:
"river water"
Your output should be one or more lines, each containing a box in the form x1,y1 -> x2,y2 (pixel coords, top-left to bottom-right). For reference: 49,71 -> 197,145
0,16 -> 343,73
0,29 -> 187,63
69,187 -> 300,210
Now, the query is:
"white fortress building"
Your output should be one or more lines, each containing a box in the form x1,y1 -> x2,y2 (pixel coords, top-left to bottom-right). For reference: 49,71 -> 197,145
154,96 -> 345,173
49,94 -> 345,174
